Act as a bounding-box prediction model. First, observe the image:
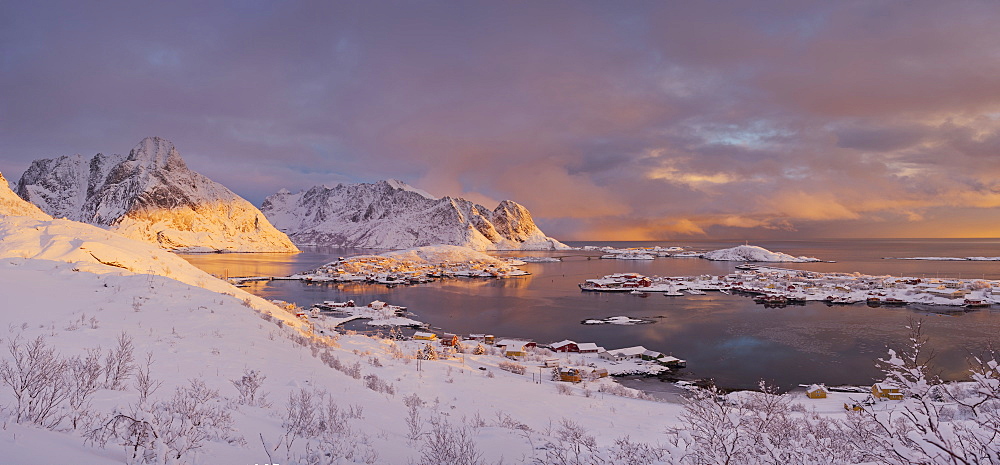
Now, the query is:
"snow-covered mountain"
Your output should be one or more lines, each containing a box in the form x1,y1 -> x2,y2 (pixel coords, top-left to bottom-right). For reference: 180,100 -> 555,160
261,180 -> 568,250
16,137 -> 299,253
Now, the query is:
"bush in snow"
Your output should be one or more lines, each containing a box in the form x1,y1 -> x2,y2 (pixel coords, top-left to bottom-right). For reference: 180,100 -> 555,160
103,331 -> 137,390
666,382 -> 859,465
363,373 -> 396,396
848,319 -> 1000,464
498,360 -> 526,375
280,387 -> 377,464
230,369 -> 268,407
0,334 -> 72,428
418,414 -> 486,465
88,378 -> 237,464
152,378 -> 239,461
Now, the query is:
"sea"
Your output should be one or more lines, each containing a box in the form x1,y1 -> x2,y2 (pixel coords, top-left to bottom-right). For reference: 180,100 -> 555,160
178,239 -> 1000,391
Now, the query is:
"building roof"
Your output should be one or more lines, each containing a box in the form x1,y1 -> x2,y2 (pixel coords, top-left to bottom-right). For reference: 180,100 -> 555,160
577,342 -> 600,351
550,340 -> 577,349
607,346 -> 648,357
496,339 -> 530,348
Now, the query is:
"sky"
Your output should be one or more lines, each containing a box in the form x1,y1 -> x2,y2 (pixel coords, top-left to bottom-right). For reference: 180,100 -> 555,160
2,1 -> 999,241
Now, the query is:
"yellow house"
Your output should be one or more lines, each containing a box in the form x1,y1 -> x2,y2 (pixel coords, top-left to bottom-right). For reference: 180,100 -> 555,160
872,383 -> 904,400
413,331 -> 437,341
806,384 -> 828,399
559,367 -> 582,383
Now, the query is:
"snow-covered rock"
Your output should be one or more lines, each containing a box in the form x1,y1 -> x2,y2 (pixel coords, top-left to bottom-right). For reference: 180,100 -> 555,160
703,245 -> 820,262
16,137 -> 299,253
261,180 -> 567,250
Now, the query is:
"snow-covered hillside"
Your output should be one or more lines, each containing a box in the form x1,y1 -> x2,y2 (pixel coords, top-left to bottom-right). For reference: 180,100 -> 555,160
0,172 -> 51,221
261,180 -> 568,250
16,137 -> 298,253
0,191 -> 684,463
703,245 -> 820,262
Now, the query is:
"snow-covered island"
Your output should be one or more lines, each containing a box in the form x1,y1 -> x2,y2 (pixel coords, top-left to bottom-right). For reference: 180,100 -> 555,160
580,267 -> 999,308
702,244 -> 821,262
283,244 -> 531,285
580,244 -> 822,262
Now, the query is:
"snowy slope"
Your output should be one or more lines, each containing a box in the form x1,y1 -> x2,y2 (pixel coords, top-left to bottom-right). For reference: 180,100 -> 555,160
0,171 -> 52,221
16,137 -> 298,253
0,198 -> 685,463
261,180 -> 568,250
703,245 -> 821,262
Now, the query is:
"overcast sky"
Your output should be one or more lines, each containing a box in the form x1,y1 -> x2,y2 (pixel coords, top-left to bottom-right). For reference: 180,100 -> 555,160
2,1 -> 999,240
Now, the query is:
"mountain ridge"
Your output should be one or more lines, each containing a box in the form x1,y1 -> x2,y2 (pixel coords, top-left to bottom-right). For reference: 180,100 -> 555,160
262,180 -> 568,250
16,137 -> 299,253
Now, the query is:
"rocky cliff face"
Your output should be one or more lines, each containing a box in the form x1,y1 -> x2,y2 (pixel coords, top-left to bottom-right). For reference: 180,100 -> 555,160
261,180 -> 567,250
16,137 -> 298,253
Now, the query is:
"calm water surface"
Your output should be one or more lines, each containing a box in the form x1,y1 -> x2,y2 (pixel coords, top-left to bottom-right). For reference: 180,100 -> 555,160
179,239 -> 1000,390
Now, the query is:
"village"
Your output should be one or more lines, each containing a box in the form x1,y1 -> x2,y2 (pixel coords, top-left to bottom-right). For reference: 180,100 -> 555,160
580,266 -> 1000,309
285,298 -> 688,383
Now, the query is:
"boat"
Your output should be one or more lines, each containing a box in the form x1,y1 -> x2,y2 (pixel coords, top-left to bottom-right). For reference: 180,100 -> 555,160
964,299 -> 991,308
663,286 -> 684,296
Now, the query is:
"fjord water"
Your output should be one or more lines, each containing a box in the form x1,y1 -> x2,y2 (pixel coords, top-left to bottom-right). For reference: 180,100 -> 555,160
179,239 -> 1000,390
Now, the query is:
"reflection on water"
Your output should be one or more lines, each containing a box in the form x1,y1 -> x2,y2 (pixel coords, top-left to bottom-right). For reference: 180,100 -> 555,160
179,240 -> 1000,390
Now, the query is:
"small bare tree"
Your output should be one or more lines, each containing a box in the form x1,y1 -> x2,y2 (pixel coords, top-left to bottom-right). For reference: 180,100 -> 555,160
419,415 -> 486,465
67,347 -> 104,429
0,334 -> 71,428
103,331 -> 137,390
133,352 -> 162,406
230,369 -> 268,407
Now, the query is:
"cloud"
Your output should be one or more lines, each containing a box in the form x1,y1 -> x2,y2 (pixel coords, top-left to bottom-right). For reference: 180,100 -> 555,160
2,1 -> 1000,240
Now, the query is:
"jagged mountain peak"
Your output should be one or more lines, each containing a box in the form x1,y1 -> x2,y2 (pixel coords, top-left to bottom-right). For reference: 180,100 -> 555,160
126,136 -> 186,171
17,138 -> 297,253
261,180 -> 567,251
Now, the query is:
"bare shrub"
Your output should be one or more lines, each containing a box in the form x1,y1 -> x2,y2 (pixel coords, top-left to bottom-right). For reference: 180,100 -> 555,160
231,369 -> 268,407
555,383 -> 574,396
404,393 -> 425,440
280,388 -> 378,464
133,353 -> 162,407
344,361 -> 362,379
0,334 -> 71,428
498,360 -> 526,375
363,373 -> 395,396
85,410 -> 162,464
67,348 -> 104,429
153,378 -> 238,461
596,382 -> 654,401
418,415 -> 485,465
103,332 -> 136,390
534,419 -> 598,465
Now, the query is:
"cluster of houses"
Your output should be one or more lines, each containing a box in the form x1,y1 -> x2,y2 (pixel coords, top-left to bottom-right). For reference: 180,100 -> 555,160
802,382 -> 907,411
581,268 -> 1000,308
